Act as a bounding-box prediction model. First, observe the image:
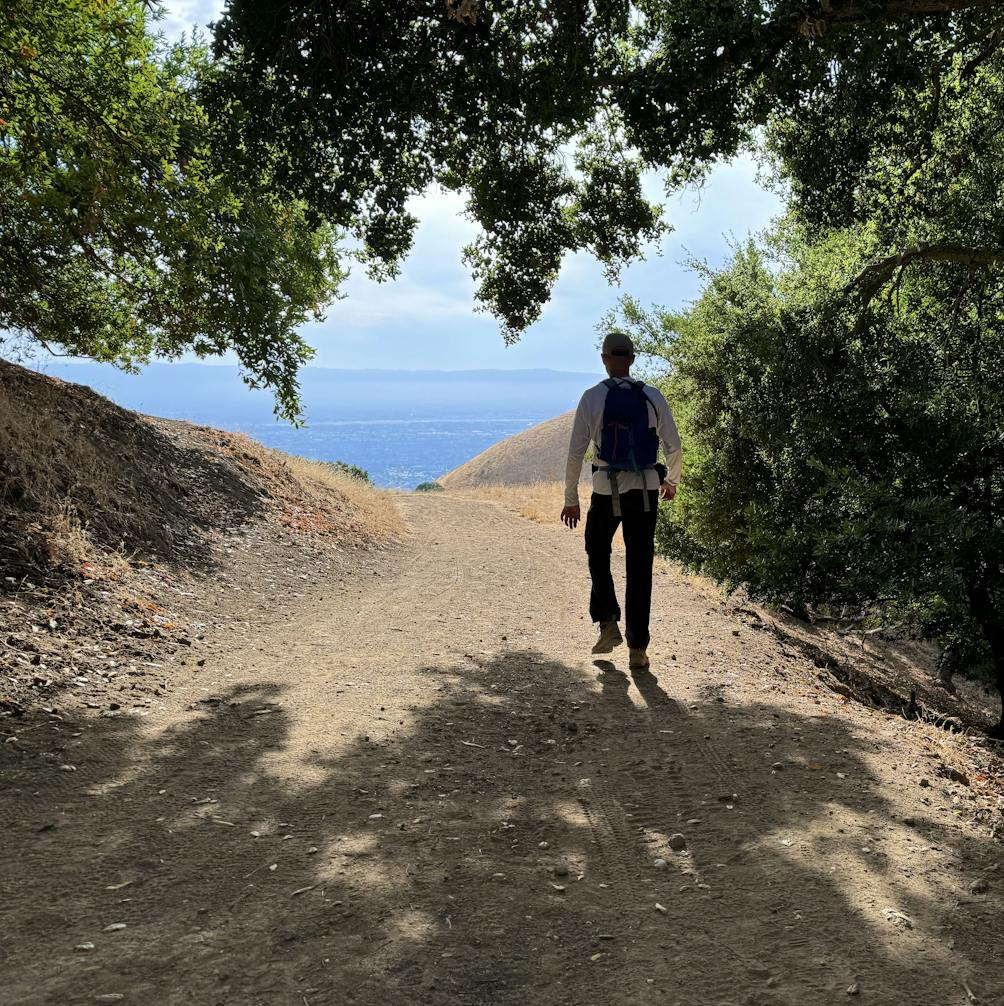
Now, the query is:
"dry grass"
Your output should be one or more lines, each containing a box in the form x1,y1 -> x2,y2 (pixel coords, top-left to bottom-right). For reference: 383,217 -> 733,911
1,360 -> 406,579
445,481 -> 573,528
281,455 -> 406,544
1,370 -> 125,572
440,411 -> 590,489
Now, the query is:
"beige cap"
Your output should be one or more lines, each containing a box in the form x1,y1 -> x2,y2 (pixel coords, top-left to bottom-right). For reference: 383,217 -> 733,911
602,330 -> 635,356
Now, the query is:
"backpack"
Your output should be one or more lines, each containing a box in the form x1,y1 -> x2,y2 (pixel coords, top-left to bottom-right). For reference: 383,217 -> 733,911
597,378 -> 659,472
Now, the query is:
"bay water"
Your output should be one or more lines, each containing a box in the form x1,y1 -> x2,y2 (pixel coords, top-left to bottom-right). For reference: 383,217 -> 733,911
33,363 -> 597,488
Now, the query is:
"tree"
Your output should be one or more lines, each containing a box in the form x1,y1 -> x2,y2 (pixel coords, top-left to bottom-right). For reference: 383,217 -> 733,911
1,0 -> 345,419
616,216 -> 1004,734
211,0 -> 1004,333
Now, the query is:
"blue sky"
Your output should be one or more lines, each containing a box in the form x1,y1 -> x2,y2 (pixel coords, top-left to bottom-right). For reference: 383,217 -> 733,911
152,2 -> 781,374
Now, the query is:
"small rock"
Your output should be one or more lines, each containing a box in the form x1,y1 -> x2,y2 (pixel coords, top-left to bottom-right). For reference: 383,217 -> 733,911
491,873 -> 507,881
103,923 -> 127,932
307,846 -> 319,855
654,902 -> 668,914
771,762 -> 784,772
93,996 -> 125,1002
970,878 -> 990,895
653,858 -> 668,869
550,883 -> 566,893
883,908 -> 913,929
59,764 -> 77,772
74,942 -> 95,952
919,778 -> 930,788
847,983 -> 859,995
538,841 -> 549,849
902,817 -> 917,827
553,865 -> 569,877
668,833 -> 687,851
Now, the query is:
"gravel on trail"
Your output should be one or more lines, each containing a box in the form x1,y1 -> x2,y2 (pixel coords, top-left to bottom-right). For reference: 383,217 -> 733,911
2,492 -> 1003,1006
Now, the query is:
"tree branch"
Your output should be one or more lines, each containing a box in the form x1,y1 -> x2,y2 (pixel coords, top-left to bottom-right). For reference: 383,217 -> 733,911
722,0 -> 1004,74
849,243 -> 1004,304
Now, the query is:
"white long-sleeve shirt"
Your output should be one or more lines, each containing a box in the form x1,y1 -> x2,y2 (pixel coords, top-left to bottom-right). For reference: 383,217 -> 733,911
564,377 -> 682,508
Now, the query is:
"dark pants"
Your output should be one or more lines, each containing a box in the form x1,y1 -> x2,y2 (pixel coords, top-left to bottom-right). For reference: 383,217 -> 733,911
584,489 -> 659,649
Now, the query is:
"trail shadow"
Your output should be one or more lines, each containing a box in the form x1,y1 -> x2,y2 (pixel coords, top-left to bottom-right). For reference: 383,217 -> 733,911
2,651 -> 1002,1005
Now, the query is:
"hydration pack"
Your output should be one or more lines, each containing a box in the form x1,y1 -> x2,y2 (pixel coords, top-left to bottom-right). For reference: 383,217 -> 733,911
596,379 -> 660,516
597,379 -> 659,472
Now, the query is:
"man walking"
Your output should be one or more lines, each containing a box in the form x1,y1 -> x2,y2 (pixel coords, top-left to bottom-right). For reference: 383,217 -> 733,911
560,331 -> 682,669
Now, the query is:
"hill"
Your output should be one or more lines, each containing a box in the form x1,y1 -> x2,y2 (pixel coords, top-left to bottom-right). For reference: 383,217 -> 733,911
0,359 -> 402,713
440,409 -> 589,488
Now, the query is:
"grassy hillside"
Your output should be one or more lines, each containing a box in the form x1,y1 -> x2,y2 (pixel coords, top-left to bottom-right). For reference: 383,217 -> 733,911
0,360 -> 403,712
440,410 -> 590,489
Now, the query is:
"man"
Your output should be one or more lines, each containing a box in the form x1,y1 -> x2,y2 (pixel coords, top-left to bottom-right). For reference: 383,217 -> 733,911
560,331 -> 682,669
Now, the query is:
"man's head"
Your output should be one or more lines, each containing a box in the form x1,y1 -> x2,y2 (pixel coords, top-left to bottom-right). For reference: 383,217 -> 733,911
601,330 -> 635,377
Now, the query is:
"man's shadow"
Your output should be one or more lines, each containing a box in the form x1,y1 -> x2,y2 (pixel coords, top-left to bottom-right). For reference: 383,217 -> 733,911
594,657 -> 677,715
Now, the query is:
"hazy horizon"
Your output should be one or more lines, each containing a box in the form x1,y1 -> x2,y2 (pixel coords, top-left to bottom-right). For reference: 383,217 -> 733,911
20,360 -> 599,486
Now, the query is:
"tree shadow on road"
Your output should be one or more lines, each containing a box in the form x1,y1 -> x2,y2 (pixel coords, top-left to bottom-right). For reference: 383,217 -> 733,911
2,651 -> 1002,1006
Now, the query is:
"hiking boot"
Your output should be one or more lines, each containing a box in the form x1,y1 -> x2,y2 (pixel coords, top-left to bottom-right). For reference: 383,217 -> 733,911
628,648 -> 650,670
591,620 -> 624,654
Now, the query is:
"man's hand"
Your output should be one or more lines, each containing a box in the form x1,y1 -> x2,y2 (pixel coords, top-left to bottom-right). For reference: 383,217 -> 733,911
561,505 -> 581,528
660,482 -> 678,501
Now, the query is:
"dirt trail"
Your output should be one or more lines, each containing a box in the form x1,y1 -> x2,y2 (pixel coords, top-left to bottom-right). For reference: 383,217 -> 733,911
3,493 -> 1003,1006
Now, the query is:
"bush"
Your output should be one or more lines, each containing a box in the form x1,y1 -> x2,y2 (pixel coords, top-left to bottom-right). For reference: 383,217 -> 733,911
321,461 -> 372,484
616,225 -> 1004,727
415,481 -> 444,492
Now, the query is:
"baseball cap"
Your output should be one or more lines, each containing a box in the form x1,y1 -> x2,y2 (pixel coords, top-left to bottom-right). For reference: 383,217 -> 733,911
602,330 -> 635,356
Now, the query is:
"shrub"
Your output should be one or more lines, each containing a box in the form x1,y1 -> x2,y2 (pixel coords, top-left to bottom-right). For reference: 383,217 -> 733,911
616,225 -> 1004,731
321,461 -> 372,484
415,481 -> 444,492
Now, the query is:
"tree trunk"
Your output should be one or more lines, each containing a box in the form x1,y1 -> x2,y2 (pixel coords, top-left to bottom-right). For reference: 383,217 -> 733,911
967,582 -> 1004,738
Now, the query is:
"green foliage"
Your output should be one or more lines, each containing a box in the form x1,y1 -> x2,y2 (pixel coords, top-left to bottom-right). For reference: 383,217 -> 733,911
211,0 -> 998,334
0,1 -> 346,420
415,481 -> 444,492
323,461 -> 372,485
617,219 -> 1004,702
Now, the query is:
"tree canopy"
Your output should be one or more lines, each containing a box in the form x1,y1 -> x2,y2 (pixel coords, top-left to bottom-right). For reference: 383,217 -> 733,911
617,216 -> 1004,729
1,0 -> 345,418
211,0 -> 1004,332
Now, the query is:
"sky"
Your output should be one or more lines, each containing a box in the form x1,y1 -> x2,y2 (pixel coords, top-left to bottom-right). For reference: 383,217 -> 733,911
146,2 -> 783,374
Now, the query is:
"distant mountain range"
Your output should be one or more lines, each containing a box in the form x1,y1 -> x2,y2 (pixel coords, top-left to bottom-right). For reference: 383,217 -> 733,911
26,362 -> 600,426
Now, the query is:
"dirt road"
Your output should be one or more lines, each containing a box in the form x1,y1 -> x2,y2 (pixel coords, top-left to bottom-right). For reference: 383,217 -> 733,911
3,493 -> 1002,1005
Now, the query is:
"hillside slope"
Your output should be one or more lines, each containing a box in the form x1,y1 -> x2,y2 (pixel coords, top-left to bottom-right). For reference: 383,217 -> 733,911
0,359 -> 402,713
440,409 -> 589,488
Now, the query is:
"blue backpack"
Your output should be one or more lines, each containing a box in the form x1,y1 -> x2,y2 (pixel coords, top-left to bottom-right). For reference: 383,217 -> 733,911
598,378 -> 659,470
597,379 -> 659,514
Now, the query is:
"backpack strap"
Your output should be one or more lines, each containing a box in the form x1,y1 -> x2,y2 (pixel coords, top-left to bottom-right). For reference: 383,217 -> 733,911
609,469 -> 622,517
605,468 -> 652,516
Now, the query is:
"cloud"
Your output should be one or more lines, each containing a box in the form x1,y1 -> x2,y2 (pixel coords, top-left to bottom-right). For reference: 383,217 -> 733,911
155,0 -> 222,41
154,4 -> 783,371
